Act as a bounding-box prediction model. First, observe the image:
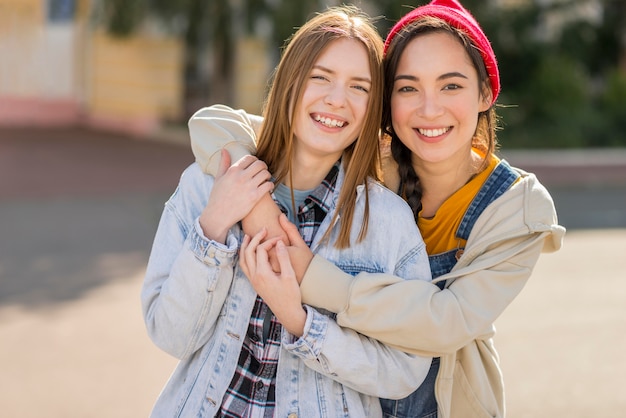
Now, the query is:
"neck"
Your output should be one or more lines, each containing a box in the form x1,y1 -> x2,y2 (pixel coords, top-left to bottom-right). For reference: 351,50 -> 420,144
414,149 -> 481,218
286,151 -> 340,190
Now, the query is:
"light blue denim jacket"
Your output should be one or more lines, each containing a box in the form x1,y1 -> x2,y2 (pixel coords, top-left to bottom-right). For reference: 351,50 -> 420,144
141,162 -> 432,417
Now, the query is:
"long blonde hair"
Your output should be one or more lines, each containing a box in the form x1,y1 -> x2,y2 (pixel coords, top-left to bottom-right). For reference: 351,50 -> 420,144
256,6 -> 384,248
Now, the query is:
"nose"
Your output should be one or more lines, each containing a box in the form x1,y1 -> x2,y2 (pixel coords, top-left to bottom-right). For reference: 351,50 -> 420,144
324,85 -> 347,108
418,91 -> 444,119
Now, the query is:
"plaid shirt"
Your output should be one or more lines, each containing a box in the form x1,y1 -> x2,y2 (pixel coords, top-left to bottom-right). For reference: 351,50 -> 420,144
217,162 -> 339,417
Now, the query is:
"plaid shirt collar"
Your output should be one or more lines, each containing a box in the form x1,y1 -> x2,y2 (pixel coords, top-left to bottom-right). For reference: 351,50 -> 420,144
275,160 -> 340,247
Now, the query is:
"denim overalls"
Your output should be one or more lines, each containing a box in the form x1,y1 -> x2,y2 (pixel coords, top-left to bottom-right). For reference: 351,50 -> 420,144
381,160 -> 520,418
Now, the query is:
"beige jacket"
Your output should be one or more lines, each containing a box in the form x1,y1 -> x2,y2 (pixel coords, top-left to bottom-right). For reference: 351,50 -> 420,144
189,104 -> 566,418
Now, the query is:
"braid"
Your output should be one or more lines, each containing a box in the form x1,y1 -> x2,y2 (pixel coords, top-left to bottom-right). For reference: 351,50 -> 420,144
390,136 -> 422,222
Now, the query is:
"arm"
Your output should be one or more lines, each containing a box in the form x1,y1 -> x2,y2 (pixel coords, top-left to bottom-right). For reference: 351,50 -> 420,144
189,105 -> 286,244
141,165 -> 240,359
300,182 -> 565,356
301,242 -> 541,356
142,159 -> 272,359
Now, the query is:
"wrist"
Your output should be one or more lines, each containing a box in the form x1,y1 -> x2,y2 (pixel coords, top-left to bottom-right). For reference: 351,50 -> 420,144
284,306 -> 307,338
199,212 -> 230,244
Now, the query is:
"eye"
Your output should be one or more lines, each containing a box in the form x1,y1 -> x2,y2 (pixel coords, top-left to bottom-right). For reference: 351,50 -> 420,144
397,85 -> 417,93
311,74 -> 328,82
352,84 -> 369,93
443,83 -> 461,91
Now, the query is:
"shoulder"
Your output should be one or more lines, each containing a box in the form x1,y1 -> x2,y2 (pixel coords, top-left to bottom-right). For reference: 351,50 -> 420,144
364,179 -> 418,233
509,166 -> 559,221
367,179 -> 411,210
178,162 -> 214,188
473,163 -> 564,250
166,163 -> 214,215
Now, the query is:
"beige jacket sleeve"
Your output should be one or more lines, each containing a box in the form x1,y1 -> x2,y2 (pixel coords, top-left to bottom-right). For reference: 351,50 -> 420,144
188,105 -> 261,175
300,173 -> 565,356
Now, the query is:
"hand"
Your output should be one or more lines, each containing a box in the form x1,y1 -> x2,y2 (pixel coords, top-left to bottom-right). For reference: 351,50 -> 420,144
240,229 -> 306,337
278,214 -> 314,284
199,150 -> 274,243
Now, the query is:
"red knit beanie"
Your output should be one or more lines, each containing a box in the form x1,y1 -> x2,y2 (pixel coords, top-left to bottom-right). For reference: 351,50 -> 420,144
384,0 -> 500,105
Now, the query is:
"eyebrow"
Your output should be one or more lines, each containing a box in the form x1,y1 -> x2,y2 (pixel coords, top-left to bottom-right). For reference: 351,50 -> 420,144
313,64 -> 372,84
394,72 -> 468,82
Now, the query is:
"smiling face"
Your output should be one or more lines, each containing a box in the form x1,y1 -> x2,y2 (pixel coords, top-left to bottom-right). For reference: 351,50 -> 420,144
291,37 -> 372,165
390,31 -> 490,166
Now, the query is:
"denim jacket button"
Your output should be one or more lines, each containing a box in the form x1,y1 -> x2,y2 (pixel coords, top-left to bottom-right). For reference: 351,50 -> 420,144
288,413 -> 298,418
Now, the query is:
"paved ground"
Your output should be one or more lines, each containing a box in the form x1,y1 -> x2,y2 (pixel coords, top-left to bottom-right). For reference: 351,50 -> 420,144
0,127 -> 625,417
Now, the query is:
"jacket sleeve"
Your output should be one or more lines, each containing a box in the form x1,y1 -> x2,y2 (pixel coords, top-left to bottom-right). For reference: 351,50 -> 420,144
189,105 -> 261,175
285,306 -> 432,399
300,238 -> 542,356
141,164 -> 240,359
283,238 -> 432,399
300,178 -> 565,356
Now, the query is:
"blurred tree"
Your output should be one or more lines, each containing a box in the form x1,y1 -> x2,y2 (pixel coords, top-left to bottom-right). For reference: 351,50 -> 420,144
100,0 -> 324,120
98,0 -> 625,147
481,0 -> 626,148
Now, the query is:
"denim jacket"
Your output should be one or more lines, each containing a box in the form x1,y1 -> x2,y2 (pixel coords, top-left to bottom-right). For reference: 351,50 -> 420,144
141,162 -> 432,417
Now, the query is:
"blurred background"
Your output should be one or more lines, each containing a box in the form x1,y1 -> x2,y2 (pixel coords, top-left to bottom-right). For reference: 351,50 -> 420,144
0,1 -> 625,417
1,0 -> 625,147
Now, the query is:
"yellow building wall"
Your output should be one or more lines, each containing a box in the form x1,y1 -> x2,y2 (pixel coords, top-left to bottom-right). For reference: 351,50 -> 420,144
234,37 -> 271,114
0,0 -> 45,97
86,31 -> 184,134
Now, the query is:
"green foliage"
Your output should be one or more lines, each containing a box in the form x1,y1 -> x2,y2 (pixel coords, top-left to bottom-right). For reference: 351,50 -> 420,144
268,0 -> 322,50
599,70 -> 626,146
486,0 -> 626,148
103,0 -> 147,37
98,0 -> 625,148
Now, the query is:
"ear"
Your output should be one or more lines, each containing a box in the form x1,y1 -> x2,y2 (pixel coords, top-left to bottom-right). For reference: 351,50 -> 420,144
479,83 -> 493,112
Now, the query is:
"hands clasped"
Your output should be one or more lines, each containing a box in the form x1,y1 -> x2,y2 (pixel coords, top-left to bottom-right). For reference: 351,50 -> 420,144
239,214 -> 314,337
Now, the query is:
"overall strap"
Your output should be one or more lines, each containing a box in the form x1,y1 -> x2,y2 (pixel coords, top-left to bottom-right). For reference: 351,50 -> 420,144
456,159 -> 520,240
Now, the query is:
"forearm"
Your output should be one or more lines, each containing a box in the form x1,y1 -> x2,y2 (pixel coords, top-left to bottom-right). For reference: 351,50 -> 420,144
283,306 -> 430,399
242,193 -> 288,243
300,241 -> 545,356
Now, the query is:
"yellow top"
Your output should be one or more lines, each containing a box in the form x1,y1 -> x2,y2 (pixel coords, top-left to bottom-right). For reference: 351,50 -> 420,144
418,153 -> 500,256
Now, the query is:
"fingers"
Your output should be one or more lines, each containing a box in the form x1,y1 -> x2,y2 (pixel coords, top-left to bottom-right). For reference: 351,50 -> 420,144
241,228 -> 267,278
275,240 -> 295,278
231,156 -> 273,195
232,155 -> 268,178
279,213 -> 306,248
240,228 -> 282,280
239,233 -> 252,278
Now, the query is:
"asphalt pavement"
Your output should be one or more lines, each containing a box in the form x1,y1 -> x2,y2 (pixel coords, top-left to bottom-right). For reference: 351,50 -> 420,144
0,126 -> 625,417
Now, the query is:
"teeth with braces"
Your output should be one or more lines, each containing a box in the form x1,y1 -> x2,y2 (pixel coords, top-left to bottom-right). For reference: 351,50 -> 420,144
315,114 -> 345,128
418,127 -> 450,137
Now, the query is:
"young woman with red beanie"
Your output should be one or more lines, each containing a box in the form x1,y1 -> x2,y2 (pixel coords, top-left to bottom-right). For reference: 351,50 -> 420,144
188,1 -> 565,417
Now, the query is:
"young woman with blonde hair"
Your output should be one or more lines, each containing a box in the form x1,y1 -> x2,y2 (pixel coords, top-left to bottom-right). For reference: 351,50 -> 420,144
142,6 -> 432,417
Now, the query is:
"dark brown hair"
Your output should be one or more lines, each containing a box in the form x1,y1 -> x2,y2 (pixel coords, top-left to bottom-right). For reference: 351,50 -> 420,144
382,16 -> 498,220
